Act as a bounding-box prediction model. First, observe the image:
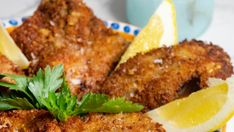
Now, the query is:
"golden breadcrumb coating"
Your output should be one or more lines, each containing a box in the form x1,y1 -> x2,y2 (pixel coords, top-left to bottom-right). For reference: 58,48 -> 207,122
0,54 -> 22,75
10,0 -> 129,97
0,110 -> 165,131
100,40 -> 233,110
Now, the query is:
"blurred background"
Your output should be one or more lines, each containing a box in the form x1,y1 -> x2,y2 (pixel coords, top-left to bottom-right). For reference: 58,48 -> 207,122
85,0 -> 234,57
0,0 -> 233,58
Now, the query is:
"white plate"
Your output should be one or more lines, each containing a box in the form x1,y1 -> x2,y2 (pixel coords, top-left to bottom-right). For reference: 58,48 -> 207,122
1,17 -> 233,132
1,17 -> 141,36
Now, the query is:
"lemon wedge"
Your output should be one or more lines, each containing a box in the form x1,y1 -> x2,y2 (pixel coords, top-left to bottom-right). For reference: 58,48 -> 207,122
118,0 -> 178,65
147,76 -> 234,132
0,21 -> 29,69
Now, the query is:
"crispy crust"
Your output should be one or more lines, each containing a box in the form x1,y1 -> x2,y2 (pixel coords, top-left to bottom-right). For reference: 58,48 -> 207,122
0,110 -> 165,131
100,40 -> 233,110
0,54 -> 22,75
0,53 -> 22,74
10,0 -> 129,97
0,54 -> 23,83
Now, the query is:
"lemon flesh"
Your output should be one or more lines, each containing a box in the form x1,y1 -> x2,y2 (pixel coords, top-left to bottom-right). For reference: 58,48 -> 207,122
0,21 -> 29,69
118,0 -> 178,66
147,77 -> 234,132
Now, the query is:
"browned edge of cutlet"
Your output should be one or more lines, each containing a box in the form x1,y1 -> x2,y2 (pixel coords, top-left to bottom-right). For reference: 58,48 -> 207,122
10,0 -> 129,97
99,40 -> 233,110
0,110 -> 165,131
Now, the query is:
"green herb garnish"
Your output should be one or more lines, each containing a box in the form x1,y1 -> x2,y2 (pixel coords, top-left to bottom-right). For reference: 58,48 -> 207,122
78,93 -> 144,114
0,65 -> 143,121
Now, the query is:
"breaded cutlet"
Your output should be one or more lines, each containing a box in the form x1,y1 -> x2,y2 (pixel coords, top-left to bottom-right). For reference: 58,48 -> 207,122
10,0 -> 129,97
0,110 -> 165,131
99,40 -> 233,110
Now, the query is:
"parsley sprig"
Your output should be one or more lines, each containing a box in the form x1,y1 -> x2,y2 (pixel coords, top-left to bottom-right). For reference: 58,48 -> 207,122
0,65 -> 143,121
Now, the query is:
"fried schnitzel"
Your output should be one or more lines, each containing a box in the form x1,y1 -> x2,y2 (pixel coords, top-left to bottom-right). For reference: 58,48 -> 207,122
10,0 -> 129,97
100,40 -> 233,110
0,110 -> 165,131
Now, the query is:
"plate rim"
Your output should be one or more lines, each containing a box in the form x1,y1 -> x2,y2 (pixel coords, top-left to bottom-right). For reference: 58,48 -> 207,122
1,17 -> 141,36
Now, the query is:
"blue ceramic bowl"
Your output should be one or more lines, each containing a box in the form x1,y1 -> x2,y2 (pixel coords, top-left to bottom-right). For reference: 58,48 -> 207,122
126,0 -> 214,41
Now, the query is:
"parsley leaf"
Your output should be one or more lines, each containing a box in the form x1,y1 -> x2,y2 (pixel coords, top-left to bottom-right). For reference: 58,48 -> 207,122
44,65 -> 64,92
0,65 -> 144,121
78,93 -> 108,114
0,91 -> 34,110
28,65 -> 63,107
40,81 -> 79,121
0,74 -> 34,102
0,97 -> 35,110
78,93 -> 144,114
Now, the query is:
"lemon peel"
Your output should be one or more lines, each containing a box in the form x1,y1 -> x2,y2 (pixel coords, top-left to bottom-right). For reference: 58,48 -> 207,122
118,0 -> 178,66
0,21 -> 29,69
147,76 -> 234,132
